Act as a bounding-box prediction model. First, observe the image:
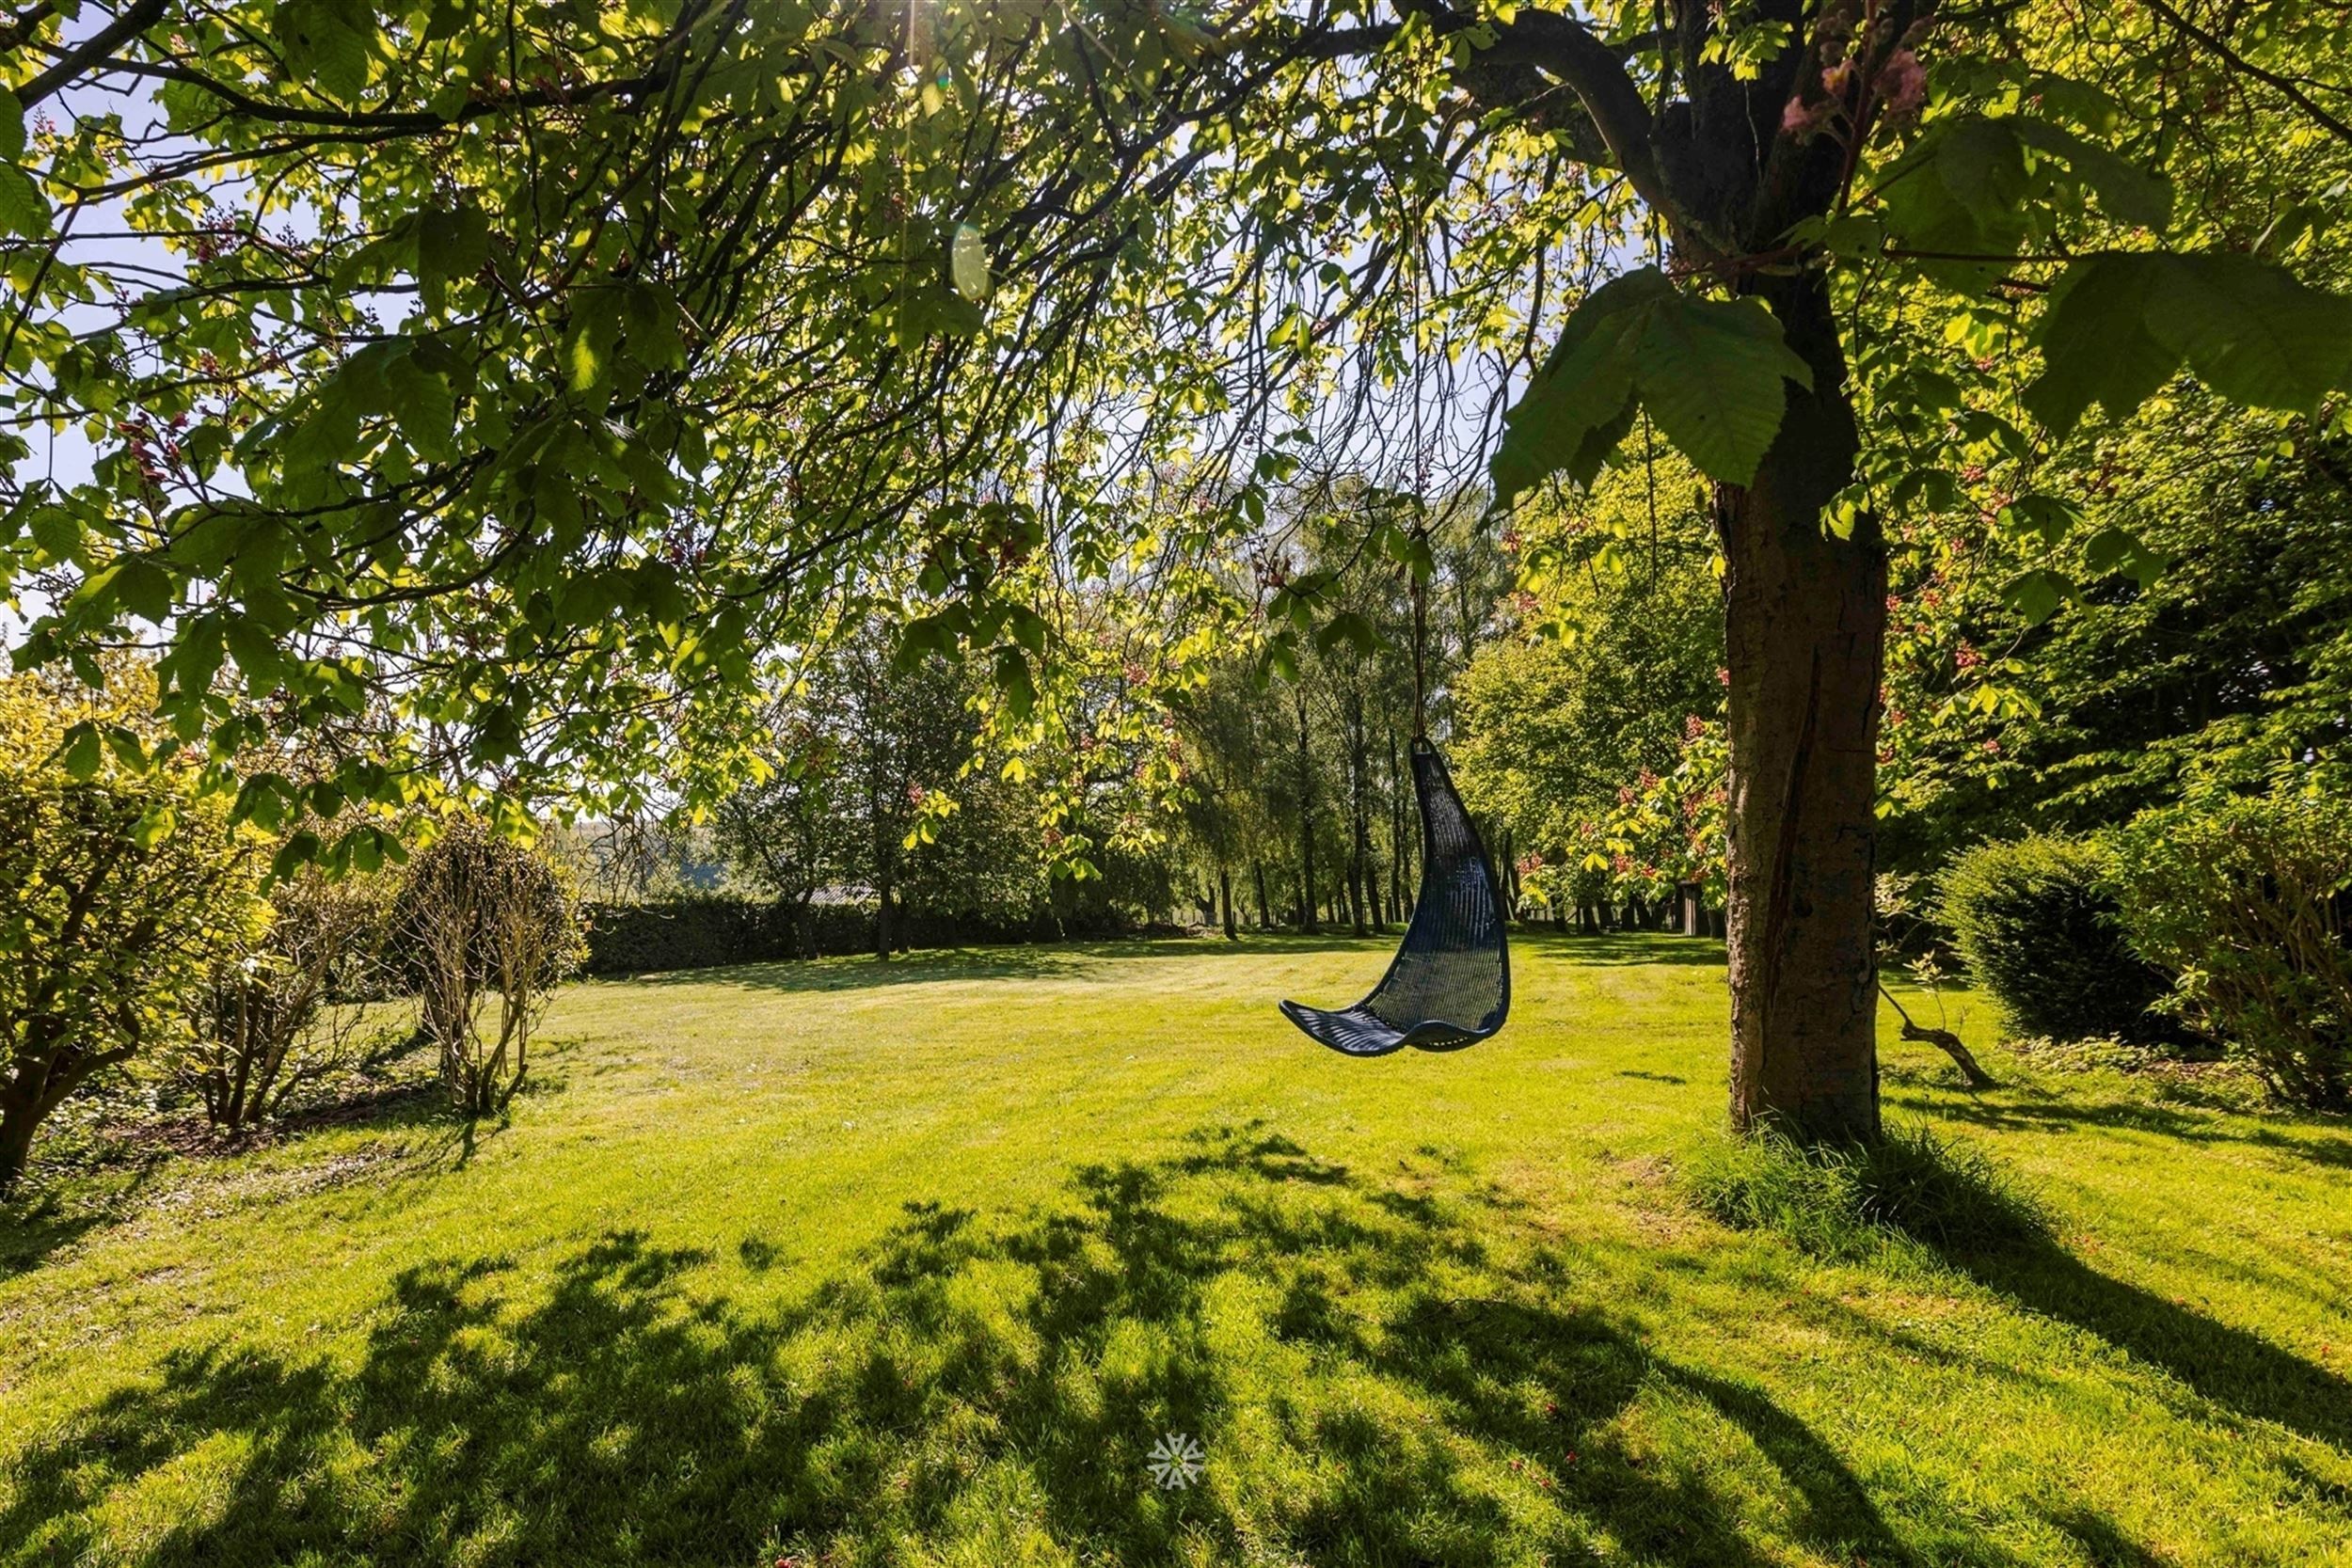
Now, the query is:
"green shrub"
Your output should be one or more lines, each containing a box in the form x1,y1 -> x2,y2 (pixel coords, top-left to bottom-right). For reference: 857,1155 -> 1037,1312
1940,834 -> 2168,1042
175,868 -> 391,1135
0,673 -> 268,1194
1685,1121 -> 2048,1260
390,820 -> 584,1115
2106,792 -> 2352,1112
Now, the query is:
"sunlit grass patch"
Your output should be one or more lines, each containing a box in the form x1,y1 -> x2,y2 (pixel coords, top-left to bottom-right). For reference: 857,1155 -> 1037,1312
4,935 -> 2348,1566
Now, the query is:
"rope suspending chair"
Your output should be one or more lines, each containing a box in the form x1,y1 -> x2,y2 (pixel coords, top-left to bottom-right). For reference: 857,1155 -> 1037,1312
1279,533 -> 1511,1057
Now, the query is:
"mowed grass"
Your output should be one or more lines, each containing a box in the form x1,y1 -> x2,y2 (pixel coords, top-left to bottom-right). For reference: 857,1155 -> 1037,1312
4,933 -> 2349,1567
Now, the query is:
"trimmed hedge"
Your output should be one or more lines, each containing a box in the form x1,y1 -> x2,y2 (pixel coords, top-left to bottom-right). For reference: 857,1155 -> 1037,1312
580,895 -> 1138,976
1940,834 -> 2168,1043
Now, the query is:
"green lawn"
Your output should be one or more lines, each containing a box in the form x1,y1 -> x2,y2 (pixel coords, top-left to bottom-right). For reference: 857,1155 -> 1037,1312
4,934 -> 2348,1567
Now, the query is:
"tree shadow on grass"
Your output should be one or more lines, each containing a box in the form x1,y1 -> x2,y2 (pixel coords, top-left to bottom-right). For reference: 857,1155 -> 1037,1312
1914,1080 -> 2352,1172
616,946 -> 1095,991
0,1173 -> 153,1283
2041,1508 -> 2170,1568
613,935 -> 1421,994
0,1125 -> 1989,1567
1931,1230 -> 2352,1453
1512,930 -> 1728,968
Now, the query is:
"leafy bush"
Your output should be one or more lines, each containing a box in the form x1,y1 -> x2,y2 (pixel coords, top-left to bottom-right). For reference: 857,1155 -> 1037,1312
176,868 -> 392,1134
0,674 -> 268,1193
390,820 -> 584,1115
1940,834 -> 2168,1042
2106,793 -> 2352,1111
1685,1121 -> 2049,1260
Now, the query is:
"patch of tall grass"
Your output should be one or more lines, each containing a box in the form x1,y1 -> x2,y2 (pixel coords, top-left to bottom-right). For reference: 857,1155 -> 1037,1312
1684,1119 -> 2051,1261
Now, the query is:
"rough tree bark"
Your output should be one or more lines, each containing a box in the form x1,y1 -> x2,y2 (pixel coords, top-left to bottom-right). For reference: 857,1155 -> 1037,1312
1718,273 -> 1886,1143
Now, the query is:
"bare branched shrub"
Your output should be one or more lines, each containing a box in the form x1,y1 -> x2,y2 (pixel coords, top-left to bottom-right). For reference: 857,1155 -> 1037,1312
391,819 -> 583,1115
179,870 -> 390,1135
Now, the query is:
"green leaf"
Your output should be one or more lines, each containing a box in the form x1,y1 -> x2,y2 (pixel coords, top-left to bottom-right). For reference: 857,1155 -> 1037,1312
2003,568 -> 2074,626
895,611 -> 962,669
566,329 -> 603,394
273,0 -> 376,103
1312,610 -> 1379,656
417,202 -> 489,315
60,721 -> 102,780
1876,119 -> 2029,289
1997,494 -> 2084,547
2081,526 -> 2167,588
235,773 -> 294,832
132,803 -> 178,851
1631,293 -> 1813,486
117,557 -> 173,623
2010,119 -> 2172,230
1934,118 -> 2030,227
2145,252 -> 2352,415
102,724 -> 148,771
0,86 -> 24,163
1890,468 -> 1963,513
621,281 -> 685,369
2024,253 -> 2177,435
898,285 -> 986,342
2033,251 -> 2352,433
993,646 -> 1036,719
339,824 -> 386,874
1490,270 -> 1660,504
28,507 -> 81,563
1004,603 -> 1051,656
382,351 -> 456,462
273,830 -> 325,882
225,616 -> 288,684
1495,269 -> 1814,498
0,163 -> 50,238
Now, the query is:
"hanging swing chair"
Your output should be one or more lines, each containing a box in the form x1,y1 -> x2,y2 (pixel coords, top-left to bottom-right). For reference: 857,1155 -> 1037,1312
1279,736 -> 1511,1055
1278,545 -> 1510,1057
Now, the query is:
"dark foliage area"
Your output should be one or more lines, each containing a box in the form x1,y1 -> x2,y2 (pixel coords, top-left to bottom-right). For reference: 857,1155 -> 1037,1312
578,896 -> 1152,977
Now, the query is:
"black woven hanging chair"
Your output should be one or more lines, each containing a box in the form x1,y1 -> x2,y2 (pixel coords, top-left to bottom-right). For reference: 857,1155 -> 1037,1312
1279,736 -> 1511,1056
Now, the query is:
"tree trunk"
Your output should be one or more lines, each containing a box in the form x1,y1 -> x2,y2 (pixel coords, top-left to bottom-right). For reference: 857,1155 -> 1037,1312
1218,865 -> 1237,941
1253,860 -> 1271,928
0,1093 -> 39,1196
1386,723 -> 1406,924
1295,687 -> 1319,936
1720,274 -> 1886,1145
875,880 -> 893,961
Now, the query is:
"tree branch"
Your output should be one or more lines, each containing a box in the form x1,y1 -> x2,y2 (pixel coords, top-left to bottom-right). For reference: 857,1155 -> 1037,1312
18,0 -> 167,110
2142,0 -> 2352,148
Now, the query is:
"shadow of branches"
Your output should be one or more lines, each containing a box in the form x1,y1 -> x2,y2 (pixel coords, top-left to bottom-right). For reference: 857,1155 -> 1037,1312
2,1125 -> 1980,1566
